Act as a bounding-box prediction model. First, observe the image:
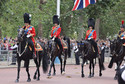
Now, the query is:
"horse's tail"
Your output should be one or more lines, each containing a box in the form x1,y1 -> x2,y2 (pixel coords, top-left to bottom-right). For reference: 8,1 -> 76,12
42,47 -> 49,73
108,57 -> 114,68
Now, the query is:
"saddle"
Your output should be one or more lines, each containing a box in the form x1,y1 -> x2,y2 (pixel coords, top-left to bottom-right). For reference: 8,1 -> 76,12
29,42 -> 43,51
57,39 -> 68,49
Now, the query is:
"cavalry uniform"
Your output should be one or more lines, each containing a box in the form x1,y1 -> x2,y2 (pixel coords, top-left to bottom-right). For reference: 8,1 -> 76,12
85,18 -> 98,56
51,26 -> 63,51
85,29 -> 97,40
117,20 -> 125,44
23,13 -> 36,58
24,25 -> 36,43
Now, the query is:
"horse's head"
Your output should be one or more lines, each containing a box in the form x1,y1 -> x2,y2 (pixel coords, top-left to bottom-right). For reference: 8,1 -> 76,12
17,28 -> 25,42
110,39 -> 118,55
77,40 -> 89,52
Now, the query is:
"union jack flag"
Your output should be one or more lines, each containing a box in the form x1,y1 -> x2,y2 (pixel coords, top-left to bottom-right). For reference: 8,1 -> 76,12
72,0 -> 96,11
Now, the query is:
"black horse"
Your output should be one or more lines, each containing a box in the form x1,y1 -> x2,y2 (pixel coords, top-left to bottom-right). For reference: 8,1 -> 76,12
108,39 -> 125,80
117,64 -> 125,84
47,39 -> 68,76
77,40 -> 104,78
16,28 -> 48,82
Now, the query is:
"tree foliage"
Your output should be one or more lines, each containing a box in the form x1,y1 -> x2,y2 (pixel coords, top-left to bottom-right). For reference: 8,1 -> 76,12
0,0 -> 124,39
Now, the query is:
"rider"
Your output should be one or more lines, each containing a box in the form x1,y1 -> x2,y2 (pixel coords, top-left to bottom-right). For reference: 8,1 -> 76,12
23,13 -> 36,58
117,20 -> 125,44
85,18 -> 98,56
51,15 -> 63,55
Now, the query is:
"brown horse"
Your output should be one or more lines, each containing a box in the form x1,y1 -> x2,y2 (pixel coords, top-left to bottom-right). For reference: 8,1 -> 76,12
47,39 -> 68,76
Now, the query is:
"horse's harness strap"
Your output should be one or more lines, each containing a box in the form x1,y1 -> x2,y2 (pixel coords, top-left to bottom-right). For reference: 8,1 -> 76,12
17,42 -> 28,57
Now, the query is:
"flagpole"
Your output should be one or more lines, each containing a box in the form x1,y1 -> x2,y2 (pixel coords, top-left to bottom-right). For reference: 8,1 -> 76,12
57,0 -> 60,17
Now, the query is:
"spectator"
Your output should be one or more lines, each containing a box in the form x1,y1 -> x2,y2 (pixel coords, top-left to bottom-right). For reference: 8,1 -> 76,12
10,40 -> 18,65
73,42 -> 80,65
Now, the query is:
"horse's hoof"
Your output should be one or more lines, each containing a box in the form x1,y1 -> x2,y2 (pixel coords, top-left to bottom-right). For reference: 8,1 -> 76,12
62,71 -> 65,75
99,73 -> 102,76
91,74 -> 94,77
81,74 -> 85,78
15,79 -> 19,83
114,76 -> 118,80
27,78 -> 31,82
37,78 -> 40,81
53,73 -> 56,76
88,75 -> 91,78
33,76 -> 36,79
48,73 -> 51,76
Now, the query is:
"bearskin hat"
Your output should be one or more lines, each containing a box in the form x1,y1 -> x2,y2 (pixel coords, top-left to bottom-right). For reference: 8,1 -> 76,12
88,18 -> 95,29
120,20 -> 125,28
24,13 -> 31,24
53,15 -> 59,25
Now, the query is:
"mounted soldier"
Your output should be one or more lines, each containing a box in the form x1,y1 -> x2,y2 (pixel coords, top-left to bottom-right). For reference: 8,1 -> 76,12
51,15 -> 63,56
23,13 -> 36,58
85,18 -> 98,56
117,20 -> 125,45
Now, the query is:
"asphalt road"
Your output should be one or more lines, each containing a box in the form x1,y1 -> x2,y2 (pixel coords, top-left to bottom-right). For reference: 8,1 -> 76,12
0,63 -> 118,84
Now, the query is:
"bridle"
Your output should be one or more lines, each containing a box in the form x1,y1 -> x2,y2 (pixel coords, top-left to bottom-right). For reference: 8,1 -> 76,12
17,28 -> 28,57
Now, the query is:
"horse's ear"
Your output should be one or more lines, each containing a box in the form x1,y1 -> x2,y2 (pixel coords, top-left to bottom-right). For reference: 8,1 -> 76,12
96,39 -> 99,42
76,41 -> 79,43
109,39 -> 113,43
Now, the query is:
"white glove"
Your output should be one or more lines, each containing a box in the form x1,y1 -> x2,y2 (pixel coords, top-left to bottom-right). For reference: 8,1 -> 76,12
27,34 -> 31,38
88,38 -> 91,40
121,37 -> 123,40
52,36 -> 55,41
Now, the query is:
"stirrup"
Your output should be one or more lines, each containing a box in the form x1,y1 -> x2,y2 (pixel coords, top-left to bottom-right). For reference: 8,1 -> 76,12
33,53 -> 36,59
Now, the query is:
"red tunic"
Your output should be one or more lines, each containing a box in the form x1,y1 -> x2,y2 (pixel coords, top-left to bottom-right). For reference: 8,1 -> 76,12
85,30 -> 97,40
51,26 -> 61,38
25,25 -> 36,43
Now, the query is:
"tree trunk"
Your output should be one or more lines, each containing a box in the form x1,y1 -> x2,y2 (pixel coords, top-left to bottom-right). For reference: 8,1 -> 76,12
38,21 -> 43,38
78,16 -> 83,41
95,18 -> 100,39
38,0 -> 46,38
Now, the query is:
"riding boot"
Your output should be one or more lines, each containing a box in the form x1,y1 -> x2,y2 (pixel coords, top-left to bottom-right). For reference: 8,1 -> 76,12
95,46 -> 99,57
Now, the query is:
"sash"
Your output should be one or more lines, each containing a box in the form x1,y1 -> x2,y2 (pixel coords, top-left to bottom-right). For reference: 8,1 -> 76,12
53,27 -> 59,34
88,30 -> 94,38
25,26 -> 32,34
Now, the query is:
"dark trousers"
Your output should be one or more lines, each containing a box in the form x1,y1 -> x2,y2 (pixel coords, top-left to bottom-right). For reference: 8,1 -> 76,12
75,52 -> 80,65
54,38 -> 63,51
88,39 -> 98,55
27,38 -> 35,52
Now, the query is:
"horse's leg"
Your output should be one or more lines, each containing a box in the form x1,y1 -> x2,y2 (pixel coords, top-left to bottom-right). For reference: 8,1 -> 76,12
98,57 -> 102,76
114,61 -> 122,80
62,50 -> 67,74
25,60 -> 31,82
58,55 -> 63,74
33,57 -> 40,81
92,59 -> 94,77
81,58 -> 85,77
48,56 -> 56,76
52,62 -> 56,76
15,59 -> 21,82
33,69 -> 37,80
114,62 -> 118,80
88,60 -> 92,78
